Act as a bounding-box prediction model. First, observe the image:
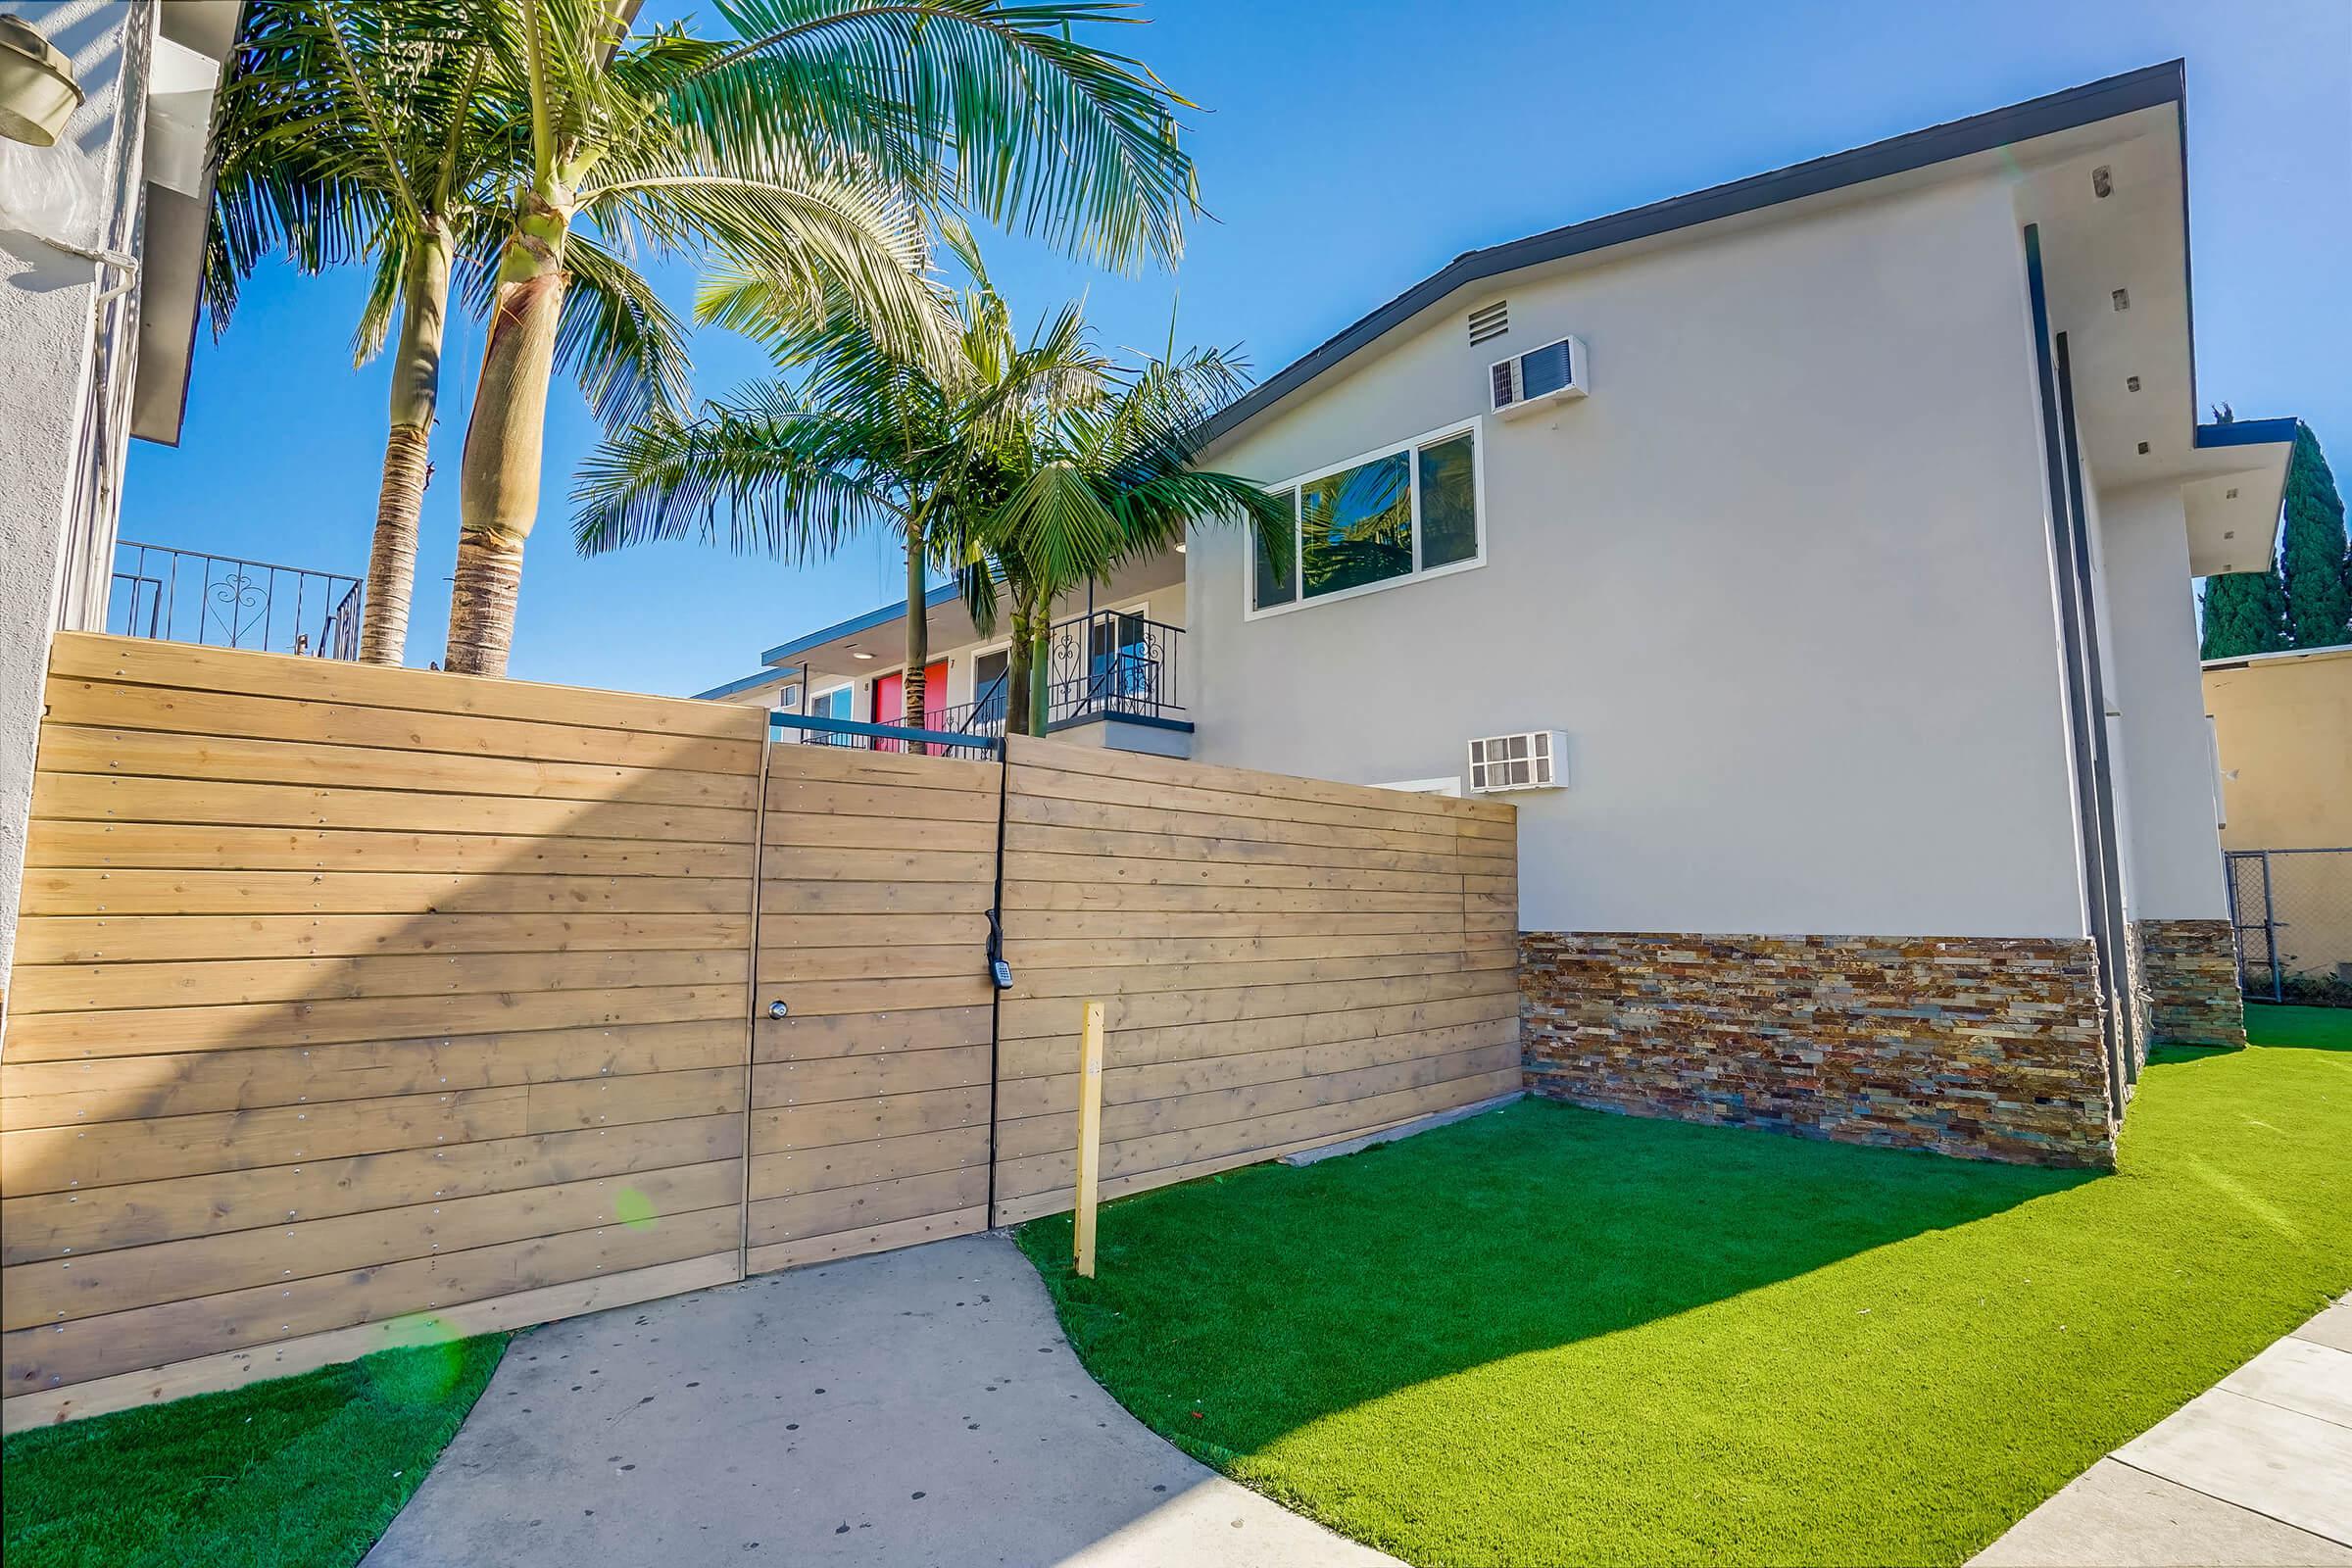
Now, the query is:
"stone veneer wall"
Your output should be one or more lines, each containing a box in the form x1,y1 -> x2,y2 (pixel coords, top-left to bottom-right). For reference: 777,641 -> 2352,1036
2133,918 -> 2247,1048
1519,932 -> 2116,1168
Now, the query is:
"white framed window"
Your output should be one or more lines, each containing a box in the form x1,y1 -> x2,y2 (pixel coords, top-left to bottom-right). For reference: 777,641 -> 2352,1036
1248,418 -> 1485,618
808,686 -> 857,720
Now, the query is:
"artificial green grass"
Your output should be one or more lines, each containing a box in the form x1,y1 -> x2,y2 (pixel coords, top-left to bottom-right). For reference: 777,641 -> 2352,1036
1,1334 -> 505,1568
1018,1004 -> 2352,1567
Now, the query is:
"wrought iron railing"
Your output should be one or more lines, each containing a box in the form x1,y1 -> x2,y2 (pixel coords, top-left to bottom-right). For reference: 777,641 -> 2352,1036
111,540 -> 365,660
772,711 -> 1000,762
920,611 -> 1188,743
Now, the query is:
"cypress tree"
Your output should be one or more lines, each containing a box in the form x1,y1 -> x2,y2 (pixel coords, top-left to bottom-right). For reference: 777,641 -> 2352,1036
2279,425 -> 2350,650
2200,568 -> 2289,660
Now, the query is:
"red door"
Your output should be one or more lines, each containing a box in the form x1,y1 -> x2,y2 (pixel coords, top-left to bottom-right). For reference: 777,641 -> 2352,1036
871,662 -> 948,750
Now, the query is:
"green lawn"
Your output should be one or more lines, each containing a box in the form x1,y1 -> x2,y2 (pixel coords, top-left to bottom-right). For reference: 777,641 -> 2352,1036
1018,1004 -> 2352,1567
1,1334 -> 504,1568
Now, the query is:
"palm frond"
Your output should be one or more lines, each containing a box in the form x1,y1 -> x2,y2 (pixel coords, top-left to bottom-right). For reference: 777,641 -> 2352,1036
693,0 -> 1199,271
571,381 -> 906,558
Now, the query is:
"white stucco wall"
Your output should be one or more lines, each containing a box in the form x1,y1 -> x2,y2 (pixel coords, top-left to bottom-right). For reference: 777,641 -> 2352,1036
1189,172 -> 2088,939
0,0 -> 147,993
2096,483 -> 2230,919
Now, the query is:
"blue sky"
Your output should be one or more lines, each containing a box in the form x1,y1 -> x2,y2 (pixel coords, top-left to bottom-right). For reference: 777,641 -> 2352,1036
126,0 -> 2351,696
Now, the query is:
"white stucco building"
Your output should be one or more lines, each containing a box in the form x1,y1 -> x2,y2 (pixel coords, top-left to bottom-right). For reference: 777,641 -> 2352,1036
0,0 -> 242,996
711,64 -> 2292,1166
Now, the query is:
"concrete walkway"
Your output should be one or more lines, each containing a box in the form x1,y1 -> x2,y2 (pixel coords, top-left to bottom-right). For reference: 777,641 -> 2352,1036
365,1234 -> 1397,1568
1976,1296 -> 2352,1566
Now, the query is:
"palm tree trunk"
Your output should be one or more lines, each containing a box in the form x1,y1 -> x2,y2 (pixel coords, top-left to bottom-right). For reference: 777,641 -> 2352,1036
361,229 -> 451,665
1005,603 -> 1035,737
1026,612 -> 1052,738
446,196 -> 569,676
901,520 -> 929,727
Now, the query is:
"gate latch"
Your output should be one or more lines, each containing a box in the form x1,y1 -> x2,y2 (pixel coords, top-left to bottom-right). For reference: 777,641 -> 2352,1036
767,999 -> 789,1020
987,910 -> 1014,992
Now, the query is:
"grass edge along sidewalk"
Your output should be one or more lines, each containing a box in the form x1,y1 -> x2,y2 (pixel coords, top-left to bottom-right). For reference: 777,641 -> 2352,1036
2,1334 -> 506,1568
1018,1004 -> 2352,1568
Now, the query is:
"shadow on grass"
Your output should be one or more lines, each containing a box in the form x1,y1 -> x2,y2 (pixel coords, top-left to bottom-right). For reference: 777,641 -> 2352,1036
1019,1097 -> 2097,1463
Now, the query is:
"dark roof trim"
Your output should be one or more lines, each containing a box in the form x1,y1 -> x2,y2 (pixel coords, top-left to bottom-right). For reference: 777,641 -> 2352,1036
2194,416 -> 2301,449
1199,60 -> 2188,450
692,666 -> 795,701
759,580 -> 960,665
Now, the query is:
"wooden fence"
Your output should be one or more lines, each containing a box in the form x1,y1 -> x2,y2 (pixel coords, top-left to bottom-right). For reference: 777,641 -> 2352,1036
991,738 -> 1520,1224
0,637 -> 1515,1428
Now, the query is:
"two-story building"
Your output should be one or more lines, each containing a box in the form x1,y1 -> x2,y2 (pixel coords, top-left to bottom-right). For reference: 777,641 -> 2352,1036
702,62 -> 2297,1165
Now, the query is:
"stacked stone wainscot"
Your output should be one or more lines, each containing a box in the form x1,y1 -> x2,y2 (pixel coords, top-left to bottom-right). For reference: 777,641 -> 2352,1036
2132,917 -> 2247,1048
1518,932 -> 2116,1168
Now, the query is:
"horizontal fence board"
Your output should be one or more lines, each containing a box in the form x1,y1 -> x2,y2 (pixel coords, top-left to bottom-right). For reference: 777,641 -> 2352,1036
42,674 -> 756,776
12,911 -> 749,966
1,1253 -> 742,1433
2,1115 -> 745,1265
996,1020 -> 1519,1120
757,945 -> 986,987
994,1068 -> 1520,1205
19,869 -> 750,917
3,1159 -> 742,1332
995,1044 -> 1518,1162
760,811 -> 997,854
30,772 -> 755,845
752,1046 -> 991,1108
1004,850 -> 1464,896
755,879 -> 995,916
753,1087 -> 991,1152
997,970 -> 1517,1042
744,1205 -> 987,1276
1,983 -> 748,1060
760,743 -> 999,794
753,1006 -> 994,1062
0,1021 -> 744,1130
4,1203 -> 744,1391
1003,819 -> 1460,875
9,947 -> 744,1015
1001,881 -> 1467,915
747,1125 -> 991,1200
24,821 -> 753,878
45,633 -> 763,740
763,777 -> 999,822
34,724 -> 761,810
747,1167 -> 989,1249
995,999 -> 1522,1082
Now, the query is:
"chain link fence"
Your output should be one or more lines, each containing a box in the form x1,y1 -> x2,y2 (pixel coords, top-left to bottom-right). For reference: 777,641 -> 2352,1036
2226,849 -> 2352,1006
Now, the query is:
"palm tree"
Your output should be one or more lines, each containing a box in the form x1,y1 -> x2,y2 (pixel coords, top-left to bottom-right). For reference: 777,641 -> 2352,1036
956,321 -> 1290,737
570,229 -> 1287,733
206,0 -> 696,665
439,0 -> 1204,677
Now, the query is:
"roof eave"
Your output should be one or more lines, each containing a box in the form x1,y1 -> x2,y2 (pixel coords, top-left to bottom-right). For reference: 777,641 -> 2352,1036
1198,59 -> 2189,454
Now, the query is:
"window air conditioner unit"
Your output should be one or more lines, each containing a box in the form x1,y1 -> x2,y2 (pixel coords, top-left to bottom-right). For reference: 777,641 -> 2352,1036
1489,335 -> 1589,417
1467,730 -> 1564,793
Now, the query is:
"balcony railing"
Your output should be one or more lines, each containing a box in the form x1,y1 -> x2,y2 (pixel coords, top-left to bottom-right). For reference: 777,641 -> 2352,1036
933,610 -> 1186,740
111,539 -> 365,660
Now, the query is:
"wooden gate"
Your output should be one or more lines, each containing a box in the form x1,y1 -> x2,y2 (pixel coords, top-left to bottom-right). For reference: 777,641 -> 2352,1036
744,742 -> 1002,1273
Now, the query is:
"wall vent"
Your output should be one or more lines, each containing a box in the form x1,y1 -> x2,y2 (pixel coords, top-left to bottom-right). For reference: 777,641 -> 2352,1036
1466,300 -> 1508,345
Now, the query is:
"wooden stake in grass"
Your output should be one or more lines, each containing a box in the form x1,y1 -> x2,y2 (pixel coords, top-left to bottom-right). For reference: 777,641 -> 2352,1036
1074,1000 -> 1105,1278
